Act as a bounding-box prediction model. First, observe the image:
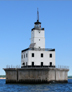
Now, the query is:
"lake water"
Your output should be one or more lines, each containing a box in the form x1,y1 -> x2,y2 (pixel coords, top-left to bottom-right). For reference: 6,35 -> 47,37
0,79 -> 72,92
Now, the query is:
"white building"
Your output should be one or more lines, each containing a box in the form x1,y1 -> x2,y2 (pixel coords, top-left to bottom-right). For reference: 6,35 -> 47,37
21,10 -> 55,68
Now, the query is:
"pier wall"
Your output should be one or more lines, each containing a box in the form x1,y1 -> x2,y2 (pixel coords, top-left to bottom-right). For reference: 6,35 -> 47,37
4,67 -> 69,83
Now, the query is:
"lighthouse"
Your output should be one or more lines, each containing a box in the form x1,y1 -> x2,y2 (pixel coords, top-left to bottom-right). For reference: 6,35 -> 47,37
4,9 -> 69,84
21,9 -> 55,68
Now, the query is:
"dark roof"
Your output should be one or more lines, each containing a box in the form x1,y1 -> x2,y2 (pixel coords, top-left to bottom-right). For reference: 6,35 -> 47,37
34,21 -> 41,24
31,28 -> 44,31
21,48 -> 29,52
41,28 -> 44,30
34,20 -> 41,24
49,49 -> 55,51
21,48 -> 55,53
31,28 -> 35,31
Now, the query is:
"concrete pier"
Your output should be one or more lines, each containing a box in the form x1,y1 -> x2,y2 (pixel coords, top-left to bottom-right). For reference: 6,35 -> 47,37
4,67 -> 69,84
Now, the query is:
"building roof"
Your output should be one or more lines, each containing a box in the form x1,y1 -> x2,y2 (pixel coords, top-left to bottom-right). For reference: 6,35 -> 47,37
31,28 -> 44,31
29,43 -> 36,48
34,21 -> 41,24
21,48 -> 55,52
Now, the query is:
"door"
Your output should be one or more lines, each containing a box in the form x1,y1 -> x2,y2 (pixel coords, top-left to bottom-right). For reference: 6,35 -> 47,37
32,62 -> 34,67
41,62 -> 43,67
50,62 -> 52,67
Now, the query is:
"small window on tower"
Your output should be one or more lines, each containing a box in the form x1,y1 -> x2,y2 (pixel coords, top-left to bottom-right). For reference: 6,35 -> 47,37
41,53 -> 43,57
32,53 -> 34,57
50,54 -> 52,58
39,39 -> 40,41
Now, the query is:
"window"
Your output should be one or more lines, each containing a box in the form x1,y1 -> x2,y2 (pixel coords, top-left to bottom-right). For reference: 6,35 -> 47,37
50,54 -> 52,58
21,55 -> 23,59
50,62 -> 52,66
26,54 -> 27,57
32,53 -> 34,57
39,39 -> 40,41
41,53 -> 43,57
24,54 -> 25,58
41,62 -> 43,66
32,62 -> 34,66
23,63 -> 25,65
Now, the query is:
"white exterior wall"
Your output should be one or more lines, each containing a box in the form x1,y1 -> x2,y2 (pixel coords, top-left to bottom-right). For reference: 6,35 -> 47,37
31,29 -> 45,48
21,22 -> 56,67
31,31 -> 34,43
21,50 -> 55,67
21,51 -> 29,66
28,50 -> 55,66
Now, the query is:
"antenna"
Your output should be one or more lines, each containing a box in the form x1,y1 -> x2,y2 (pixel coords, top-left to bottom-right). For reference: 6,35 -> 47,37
37,8 -> 39,22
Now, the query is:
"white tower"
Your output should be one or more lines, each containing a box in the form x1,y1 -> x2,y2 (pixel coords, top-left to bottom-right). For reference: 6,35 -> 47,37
21,9 -> 55,68
30,9 -> 45,49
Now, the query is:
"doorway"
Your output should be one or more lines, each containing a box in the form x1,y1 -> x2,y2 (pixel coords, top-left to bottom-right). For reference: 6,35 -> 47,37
32,62 -> 34,67
41,62 -> 43,67
50,62 -> 52,66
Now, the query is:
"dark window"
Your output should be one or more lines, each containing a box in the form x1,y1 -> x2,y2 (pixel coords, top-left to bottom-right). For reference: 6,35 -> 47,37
24,54 -> 25,58
41,53 -> 43,57
21,55 -> 23,59
50,54 -> 52,58
32,53 -> 34,57
41,62 -> 43,67
23,63 -> 25,65
39,39 -> 40,41
50,62 -> 52,66
32,62 -> 34,67
26,54 -> 27,57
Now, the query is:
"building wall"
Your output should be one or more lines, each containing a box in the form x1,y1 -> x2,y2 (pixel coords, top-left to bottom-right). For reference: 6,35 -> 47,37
4,68 -> 69,83
21,51 -> 28,66
31,31 -> 34,43
28,50 -> 55,66
6,70 -> 17,82
56,70 -> 68,81
31,30 -> 45,48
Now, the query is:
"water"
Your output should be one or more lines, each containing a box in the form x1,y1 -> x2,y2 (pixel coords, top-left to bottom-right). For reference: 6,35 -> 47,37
0,79 -> 72,92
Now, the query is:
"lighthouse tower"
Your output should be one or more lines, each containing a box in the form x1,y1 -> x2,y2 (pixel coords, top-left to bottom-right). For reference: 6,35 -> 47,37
30,9 -> 45,49
21,9 -> 55,68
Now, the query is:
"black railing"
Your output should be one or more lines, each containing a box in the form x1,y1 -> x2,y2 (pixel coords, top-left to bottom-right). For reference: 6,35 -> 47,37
6,65 -> 20,68
6,65 -> 69,69
56,65 -> 69,69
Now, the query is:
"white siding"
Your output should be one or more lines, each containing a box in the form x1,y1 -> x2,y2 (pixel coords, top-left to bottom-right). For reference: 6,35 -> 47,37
34,38 -> 45,48
31,31 -> 34,43
21,51 -> 29,66
31,29 -> 45,48
28,50 -> 55,66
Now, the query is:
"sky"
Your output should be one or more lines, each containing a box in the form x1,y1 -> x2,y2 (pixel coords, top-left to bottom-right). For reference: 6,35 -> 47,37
0,1 -> 72,75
